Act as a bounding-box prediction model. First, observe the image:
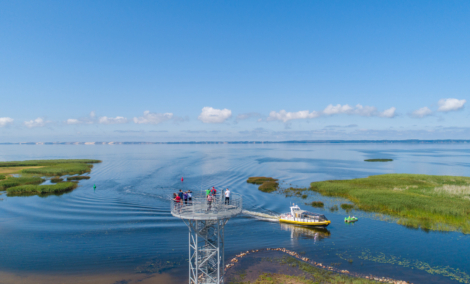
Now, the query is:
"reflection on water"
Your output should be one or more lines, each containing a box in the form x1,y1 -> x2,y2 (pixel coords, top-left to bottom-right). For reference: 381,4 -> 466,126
279,223 -> 331,242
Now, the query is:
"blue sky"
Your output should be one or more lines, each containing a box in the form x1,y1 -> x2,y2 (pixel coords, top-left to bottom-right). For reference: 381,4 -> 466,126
1,1 -> 469,142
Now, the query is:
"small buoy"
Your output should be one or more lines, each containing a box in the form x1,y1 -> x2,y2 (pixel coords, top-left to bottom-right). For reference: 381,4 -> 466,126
93,184 -> 96,190
181,177 -> 184,182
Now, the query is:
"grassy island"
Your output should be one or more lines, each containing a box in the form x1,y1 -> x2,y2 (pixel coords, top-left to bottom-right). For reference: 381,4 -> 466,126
364,159 -> 393,162
308,174 -> 470,233
0,159 -> 100,196
247,177 -> 279,192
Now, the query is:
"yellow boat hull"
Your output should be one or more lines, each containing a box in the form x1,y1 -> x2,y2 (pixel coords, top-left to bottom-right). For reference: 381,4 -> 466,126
279,218 -> 331,226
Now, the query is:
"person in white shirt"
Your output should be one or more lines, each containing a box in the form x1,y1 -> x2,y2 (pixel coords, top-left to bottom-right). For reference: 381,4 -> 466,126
225,188 -> 230,205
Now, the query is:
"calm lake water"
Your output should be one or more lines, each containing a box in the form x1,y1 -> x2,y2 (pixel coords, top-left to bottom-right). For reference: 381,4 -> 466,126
0,143 -> 469,284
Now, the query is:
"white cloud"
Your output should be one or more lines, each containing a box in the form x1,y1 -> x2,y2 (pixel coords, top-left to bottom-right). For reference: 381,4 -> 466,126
437,98 -> 466,112
352,104 -> 378,116
379,107 -> 397,118
323,104 -> 354,115
322,104 -> 391,117
198,107 -> 232,123
24,117 -> 46,128
268,104 -> 395,122
267,110 -> 321,122
0,117 -> 14,127
66,118 -> 82,125
412,107 -> 433,118
133,111 -> 173,124
90,111 -> 96,118
99,116 -> 128,124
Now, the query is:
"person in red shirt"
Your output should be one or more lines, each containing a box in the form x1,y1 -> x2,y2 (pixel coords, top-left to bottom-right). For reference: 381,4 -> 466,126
173,193 -> 181,211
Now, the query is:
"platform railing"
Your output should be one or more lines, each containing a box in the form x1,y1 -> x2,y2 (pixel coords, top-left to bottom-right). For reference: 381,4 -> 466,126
171,191 -> 242,219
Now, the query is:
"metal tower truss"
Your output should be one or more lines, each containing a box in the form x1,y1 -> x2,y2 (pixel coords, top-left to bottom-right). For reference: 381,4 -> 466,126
171,191 -> 242,284
185,219 -> 229,284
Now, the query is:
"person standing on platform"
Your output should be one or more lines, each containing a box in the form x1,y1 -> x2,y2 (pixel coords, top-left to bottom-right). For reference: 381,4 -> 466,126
224,188 -> 230,205
187,190 -> 192,204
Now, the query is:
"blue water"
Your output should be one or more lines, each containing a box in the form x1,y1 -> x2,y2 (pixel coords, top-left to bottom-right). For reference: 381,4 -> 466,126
0,143 -> 469,283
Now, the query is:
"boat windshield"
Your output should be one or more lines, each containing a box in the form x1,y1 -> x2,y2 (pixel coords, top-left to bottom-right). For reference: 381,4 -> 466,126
302,212 -> 328,220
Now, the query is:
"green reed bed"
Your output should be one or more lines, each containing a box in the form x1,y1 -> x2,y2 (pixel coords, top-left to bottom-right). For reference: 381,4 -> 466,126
310,201 -> 324,208
7,182 -> 78,195
0,177 -> 44,190
22,163 -> 94,176
0,174 -> 5,180
308,174 -> 470,233
0,159 -> 101,167
0,159 -> 100,196
247,177 -> 279,192
67,175 -> 90,181
50,177 -> 63,183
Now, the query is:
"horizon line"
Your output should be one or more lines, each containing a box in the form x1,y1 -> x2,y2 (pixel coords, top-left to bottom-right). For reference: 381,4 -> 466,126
1,139 -> 470,145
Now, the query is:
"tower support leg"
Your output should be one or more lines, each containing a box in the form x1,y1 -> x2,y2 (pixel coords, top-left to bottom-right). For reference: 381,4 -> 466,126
186,219 -> 228,284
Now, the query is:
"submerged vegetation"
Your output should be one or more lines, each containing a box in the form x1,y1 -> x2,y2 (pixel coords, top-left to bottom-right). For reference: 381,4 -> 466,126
67,175 -> 90,181
247,177 -> 279,192
310,201 -> 324,208
364,159 -> 393,162
0,159 -> 100,196
309,174 -> 470,233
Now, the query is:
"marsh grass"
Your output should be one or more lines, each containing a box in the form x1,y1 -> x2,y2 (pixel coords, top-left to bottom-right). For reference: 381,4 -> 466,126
0,159 -> 101,167
67,176 -> 90,181
248,177 -> 279,193
341,204 -> 355,211
329,205 -> 339,212
0,177 -> 44,190
0,174 -> 5,180
310,201 -> 324,208
364,159 -> 393,162
0,159 -> 100,196
50,177 -> 63,183
22,163 -> 94,176
309,174 -> 470,233
6,182 -> 78,195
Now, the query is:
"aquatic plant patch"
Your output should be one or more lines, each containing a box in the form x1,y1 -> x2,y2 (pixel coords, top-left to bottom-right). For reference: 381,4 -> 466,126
67,175 -> 90,181
50,177 -> 63,183
0,159 -> 100,196
248,177 -> 279,192
358,250 -> 470,284
0,177 -> 44,190
7,182 -> 78,195
309,174 -> 470,233
310,201 -> 324,208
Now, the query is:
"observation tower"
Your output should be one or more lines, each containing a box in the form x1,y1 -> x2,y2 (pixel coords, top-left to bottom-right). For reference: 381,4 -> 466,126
171,191 -> 242,284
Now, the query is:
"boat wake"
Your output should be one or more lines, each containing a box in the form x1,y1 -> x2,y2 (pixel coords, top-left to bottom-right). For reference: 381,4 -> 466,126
242,210 -> 280,222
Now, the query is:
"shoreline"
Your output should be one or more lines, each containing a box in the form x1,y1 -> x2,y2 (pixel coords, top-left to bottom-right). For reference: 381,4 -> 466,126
226,248 -> 411,284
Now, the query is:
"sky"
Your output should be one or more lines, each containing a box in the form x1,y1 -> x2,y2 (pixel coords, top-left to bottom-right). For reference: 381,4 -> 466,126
1,1 -> 469,142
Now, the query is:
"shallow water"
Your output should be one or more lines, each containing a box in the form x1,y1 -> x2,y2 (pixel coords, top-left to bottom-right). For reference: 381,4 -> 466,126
0,143 -> 469,283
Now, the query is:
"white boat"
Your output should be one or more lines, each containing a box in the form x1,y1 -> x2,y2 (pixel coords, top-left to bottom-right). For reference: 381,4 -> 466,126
279,204 -> 331,227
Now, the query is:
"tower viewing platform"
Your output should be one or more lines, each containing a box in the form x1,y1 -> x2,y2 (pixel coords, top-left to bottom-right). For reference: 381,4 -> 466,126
171,192 -> 242,220
171,191 -> 242,284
